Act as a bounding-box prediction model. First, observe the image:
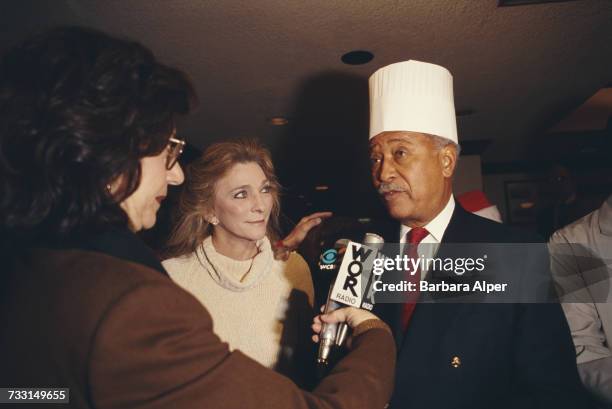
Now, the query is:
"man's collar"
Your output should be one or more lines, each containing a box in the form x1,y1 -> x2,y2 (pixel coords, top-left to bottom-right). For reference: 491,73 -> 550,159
599,194 -> 612,236
400,196 -> 455,243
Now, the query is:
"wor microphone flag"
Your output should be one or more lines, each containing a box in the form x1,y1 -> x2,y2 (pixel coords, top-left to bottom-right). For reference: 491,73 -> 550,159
330,241 -> 380,309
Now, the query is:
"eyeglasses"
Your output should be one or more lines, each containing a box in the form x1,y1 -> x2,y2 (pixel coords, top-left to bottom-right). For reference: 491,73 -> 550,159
166,136 -> 186,170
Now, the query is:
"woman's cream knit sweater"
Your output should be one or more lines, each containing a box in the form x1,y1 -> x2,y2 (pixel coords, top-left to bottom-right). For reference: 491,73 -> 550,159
163,236 -> 314,371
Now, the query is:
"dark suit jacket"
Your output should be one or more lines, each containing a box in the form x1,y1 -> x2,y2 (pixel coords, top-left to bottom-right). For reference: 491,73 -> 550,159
374,204 -> 590,409
0,228 -> 395,409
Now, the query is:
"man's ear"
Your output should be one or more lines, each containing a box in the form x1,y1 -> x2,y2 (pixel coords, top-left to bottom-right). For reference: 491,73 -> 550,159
439,144 -> 458,178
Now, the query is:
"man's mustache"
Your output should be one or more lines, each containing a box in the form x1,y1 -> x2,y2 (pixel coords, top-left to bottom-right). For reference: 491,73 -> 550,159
378,183 -> 407,195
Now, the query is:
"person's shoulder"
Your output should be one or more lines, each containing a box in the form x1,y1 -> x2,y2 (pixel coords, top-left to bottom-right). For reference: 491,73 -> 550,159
279,252 -> 314,298
38,247 -> 169,286
454,207 -> 542,243
21,247 -> 190,329
65,249 -> 207,318
162,252 -> 199,278
549,209 -> 597,245
285,251 -> 309,267
281,252 -> 311,279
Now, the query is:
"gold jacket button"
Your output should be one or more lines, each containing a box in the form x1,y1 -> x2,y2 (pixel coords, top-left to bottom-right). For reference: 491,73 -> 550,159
451,356 -> 461,368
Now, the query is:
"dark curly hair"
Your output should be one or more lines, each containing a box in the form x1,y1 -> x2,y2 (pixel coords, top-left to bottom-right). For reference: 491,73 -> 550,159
0,26 -> 195,244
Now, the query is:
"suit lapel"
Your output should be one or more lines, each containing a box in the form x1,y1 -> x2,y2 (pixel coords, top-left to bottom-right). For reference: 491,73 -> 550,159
380,203 -> 473,352
438,202 -> 471,244
374,222 -> 404,347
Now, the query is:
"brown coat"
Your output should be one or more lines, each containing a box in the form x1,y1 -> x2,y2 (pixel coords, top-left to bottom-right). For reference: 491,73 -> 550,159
0,247 -> 395,409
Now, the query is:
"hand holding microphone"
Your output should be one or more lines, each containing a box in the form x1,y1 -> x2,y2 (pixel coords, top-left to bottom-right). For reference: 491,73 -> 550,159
316,239 -> 349,364
316,233 -> 384,365
311,307 -> 380,344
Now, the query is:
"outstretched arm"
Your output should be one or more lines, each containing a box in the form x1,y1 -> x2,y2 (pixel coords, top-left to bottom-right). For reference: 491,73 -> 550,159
89,281 -> 395,409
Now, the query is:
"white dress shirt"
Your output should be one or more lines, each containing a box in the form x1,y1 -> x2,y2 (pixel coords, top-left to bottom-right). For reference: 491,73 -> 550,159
399,195 -> 455,279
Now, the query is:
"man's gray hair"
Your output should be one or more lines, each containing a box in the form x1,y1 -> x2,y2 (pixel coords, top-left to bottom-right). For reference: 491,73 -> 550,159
427,134 -> 461,156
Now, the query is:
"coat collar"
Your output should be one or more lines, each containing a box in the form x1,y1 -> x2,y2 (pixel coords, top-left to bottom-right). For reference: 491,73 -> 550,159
399,196 -> 455,243
53,226 -> 167,275
374,202 -> 472,348
378,198 -> 472,245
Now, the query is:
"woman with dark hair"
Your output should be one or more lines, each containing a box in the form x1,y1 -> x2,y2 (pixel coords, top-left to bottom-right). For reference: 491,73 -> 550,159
163,140 -> 317,384
0,26 -> 395,409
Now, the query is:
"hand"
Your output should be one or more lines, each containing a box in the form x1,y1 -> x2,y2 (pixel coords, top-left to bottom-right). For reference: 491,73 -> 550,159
311,307 -> 380,343
274,211 -> 332,260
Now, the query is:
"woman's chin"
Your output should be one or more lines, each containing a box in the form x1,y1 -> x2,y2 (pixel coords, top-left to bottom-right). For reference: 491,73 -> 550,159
246,228 -> 267,242
251,232 -> 267,241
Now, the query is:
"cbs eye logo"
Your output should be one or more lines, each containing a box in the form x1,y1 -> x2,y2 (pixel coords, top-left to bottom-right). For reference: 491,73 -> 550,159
320,249 -> 338,265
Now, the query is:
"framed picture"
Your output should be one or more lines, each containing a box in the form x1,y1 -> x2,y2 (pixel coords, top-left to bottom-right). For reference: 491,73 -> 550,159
504,180 -> 539,225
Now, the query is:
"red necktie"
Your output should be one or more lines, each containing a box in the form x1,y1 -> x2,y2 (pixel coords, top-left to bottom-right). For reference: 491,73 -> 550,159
400,227 -> 429,331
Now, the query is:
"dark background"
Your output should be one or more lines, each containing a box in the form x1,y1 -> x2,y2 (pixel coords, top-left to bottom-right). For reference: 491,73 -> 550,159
3,0 -> 612,248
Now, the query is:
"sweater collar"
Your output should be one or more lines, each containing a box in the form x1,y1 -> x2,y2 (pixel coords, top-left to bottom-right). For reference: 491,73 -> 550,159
196,236 -> 274,292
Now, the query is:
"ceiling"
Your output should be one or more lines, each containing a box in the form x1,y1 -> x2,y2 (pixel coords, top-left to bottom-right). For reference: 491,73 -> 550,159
549,87 -> 612,132
3,0 -> 612,220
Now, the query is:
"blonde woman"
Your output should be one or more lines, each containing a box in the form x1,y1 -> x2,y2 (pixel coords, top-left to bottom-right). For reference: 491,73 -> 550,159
163,139 -> 326,385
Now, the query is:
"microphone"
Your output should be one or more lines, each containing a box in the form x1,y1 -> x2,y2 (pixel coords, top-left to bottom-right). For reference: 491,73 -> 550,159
329,232 -> 384,308
317,239 -> 350,365
317,233 -> 384,365
334,233 -> 384,348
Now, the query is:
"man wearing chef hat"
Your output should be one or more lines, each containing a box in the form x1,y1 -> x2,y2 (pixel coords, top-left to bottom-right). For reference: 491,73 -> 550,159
368,60 -> 589,408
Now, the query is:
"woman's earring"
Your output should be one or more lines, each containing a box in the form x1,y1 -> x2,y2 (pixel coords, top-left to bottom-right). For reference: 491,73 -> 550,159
209,217 -> 219,226
106,184 -> 112,193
